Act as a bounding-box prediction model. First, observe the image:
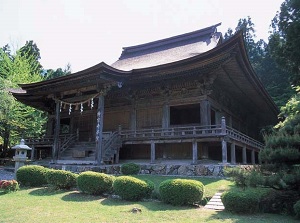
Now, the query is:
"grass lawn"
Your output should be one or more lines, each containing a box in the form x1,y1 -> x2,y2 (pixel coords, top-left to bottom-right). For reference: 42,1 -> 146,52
0,175 -> 298,223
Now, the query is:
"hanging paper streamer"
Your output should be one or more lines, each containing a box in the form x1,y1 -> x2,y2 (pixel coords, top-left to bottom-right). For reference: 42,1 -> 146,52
91,98 -> 94,109
60,101 -> 62,112
80,103 -> 83,114
69,104 -> 72,115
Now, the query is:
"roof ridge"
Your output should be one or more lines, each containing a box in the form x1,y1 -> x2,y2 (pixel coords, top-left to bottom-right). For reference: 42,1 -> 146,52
119,23 -> 221,59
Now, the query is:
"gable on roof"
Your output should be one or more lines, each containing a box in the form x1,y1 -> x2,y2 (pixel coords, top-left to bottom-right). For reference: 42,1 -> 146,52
111,23 -> 222,71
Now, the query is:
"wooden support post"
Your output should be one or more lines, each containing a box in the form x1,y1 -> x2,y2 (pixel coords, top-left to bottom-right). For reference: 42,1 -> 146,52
31,145 -> 35,160
222,138 -> 227,164
130,104 -> 137,131
251,150 -> 255,164
162,102 -> 170,129
96,95 -> 105,165
200,99 -> 211,126
150,141 -> 155,164
231,143 -> 236,164
53,100 -> 60,162
221,116 -> 226,134
115,148 -> 120,164
201,143 -> 209,159
242,146 -> 247,164
192,140 -> 198,164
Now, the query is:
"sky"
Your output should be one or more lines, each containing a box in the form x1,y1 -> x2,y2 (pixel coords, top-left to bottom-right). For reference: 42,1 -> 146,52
0,0 -> 284,73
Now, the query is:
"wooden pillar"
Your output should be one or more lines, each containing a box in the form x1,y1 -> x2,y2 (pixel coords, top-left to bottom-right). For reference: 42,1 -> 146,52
231,143 -> 236,164
251,149 -> 255,164
150,141 -> 155,164
115,148 -> 120,164
201,143 -> 209,159
162,102 -> 170,129
200,99 -> 211,126
130,103 -> 137,131
53,100 -> 60,162
242,146 -> 247,164
96,95 -> 105,165
222,138 -> 227,164
30,145 -> 35,160
221,116 -> 226,134
192,140 -> 198,164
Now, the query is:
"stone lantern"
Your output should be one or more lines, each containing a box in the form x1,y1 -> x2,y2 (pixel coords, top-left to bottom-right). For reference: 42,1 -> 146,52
12,139 -> 32,176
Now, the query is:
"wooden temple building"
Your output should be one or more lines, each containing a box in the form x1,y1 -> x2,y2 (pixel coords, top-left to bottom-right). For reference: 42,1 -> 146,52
12,23 -> 278,165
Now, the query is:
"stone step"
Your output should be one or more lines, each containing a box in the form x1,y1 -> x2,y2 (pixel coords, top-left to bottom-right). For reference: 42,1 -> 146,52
204,192 -> 225,210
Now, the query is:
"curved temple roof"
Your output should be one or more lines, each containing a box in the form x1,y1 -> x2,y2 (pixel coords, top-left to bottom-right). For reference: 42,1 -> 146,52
11,23 -> 278,125
111,23 -> 222,71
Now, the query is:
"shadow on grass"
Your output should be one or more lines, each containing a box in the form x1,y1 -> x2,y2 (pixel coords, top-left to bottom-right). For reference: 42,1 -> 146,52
29,187 -> 69,196
0,191 -> 7,196
61,191 -> 102,202
100,198 -> 198,211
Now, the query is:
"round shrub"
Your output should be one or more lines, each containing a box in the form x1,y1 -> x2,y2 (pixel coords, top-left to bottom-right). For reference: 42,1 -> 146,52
46,169 -> 78,190
77,171 -> 115,195
120,163 -> 140,175
159,179 -> 204,206
0,180 -> 19,193
113,176 -> 154,201
16,165 -> 48,187
221,189 -> 259,214
294,200 -> 300,219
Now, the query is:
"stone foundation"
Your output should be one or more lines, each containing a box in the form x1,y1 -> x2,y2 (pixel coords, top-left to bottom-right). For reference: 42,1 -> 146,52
50,163 -> 254,177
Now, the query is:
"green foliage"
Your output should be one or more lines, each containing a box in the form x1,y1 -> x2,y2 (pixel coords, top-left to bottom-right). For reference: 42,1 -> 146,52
294,200 -> 300,219
0,45 -> 46,148
159,179 -> 204,206
46,169 -> 78,190
120,163 -> 140,175
221,188 -> 264,214
44,63 -> 71,80
16,165 -> 48,187
224,167 -> 248,188
269,0 -> 300,85
113,176 -> 154,201
77,171 -> 115,195
260,190 -> 300,215
0,180 -> 19,193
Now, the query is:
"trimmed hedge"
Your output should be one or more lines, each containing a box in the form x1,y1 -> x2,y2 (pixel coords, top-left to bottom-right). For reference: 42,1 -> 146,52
46,169 -> 78,190
77,171 -> 115,195
294,200 -> 300,219
159,179 -> 204,206
113,176 -> 154,201
16,165 -> 48,187
221,188 -> 267,214
120,163 -> 140,175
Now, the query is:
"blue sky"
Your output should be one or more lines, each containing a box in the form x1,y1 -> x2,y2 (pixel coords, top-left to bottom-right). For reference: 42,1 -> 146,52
0,0 -> 283,73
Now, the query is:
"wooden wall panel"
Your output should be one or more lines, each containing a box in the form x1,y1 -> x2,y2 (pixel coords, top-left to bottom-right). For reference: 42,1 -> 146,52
104,110 -> 130,131
137,107 -> 162,128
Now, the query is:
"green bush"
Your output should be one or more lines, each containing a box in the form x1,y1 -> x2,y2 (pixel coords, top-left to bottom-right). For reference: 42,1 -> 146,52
113,176 -> 154,201
294,200 -> 300,219
77,171 -> 115,195
120,163 -> 140,175
159,179 -> 204,206
46,169 -> 78,190
224,167 -> 248,188
221,189 -> 261,214
16,165 -> 48,187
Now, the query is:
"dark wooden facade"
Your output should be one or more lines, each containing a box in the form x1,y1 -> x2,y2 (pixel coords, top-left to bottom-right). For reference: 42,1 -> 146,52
12,24 -> 278,165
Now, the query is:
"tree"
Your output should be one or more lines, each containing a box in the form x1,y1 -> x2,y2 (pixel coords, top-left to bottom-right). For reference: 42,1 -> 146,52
0,46 -> 46,149
44,63 -> 72,80
269,0 -> 300,85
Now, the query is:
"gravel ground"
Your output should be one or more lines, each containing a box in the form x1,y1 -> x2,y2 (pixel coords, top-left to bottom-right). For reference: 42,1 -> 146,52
0,168 -> 15,180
